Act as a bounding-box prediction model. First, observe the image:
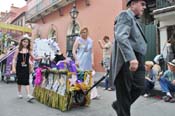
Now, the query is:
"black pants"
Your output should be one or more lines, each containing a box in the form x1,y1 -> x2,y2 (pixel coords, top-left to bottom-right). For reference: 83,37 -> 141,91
144,79 -> 154,94
114,52 -> 145,116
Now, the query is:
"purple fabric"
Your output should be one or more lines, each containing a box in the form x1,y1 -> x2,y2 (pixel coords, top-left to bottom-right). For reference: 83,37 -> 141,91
5,52 -> 15,76
56,61 -> 67,70
56,60 -> 77,73
67,60 -> 77,73
76,80 -> 82,83
51,62 -> 57,68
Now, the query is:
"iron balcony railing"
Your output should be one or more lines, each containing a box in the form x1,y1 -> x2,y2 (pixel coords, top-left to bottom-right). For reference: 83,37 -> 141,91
156,0 -> 175,9
26,0 -> 59,20
26,0 -> 72,21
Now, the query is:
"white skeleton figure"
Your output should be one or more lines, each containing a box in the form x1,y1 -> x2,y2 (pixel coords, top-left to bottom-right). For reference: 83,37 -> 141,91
33,38 -> 60,60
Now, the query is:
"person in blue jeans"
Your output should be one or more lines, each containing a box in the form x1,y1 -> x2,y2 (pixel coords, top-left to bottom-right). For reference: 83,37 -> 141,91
158,59 -> 175,103
143,61 -> 156,97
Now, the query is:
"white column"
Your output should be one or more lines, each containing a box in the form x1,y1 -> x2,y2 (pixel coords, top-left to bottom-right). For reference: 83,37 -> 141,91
159,26 -> 167,57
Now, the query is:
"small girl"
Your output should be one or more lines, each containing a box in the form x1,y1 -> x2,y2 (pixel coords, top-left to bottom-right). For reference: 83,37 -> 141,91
12,35 -> 40,102
143,61 -> 156,97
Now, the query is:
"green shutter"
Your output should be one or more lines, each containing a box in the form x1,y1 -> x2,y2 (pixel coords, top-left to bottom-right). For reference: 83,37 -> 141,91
144,24 -> 157,61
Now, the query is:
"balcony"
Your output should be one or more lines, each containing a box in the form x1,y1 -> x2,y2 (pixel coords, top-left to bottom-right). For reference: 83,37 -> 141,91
156,0 -> 175,9
26,0 -> 75,23
153,0 -> 175,18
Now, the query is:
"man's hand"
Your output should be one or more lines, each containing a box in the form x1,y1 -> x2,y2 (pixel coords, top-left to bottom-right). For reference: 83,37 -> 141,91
129,59 -> 138,72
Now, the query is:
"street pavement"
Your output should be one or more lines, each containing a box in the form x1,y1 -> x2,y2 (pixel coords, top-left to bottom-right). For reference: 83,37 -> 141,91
0,75 -> 175,116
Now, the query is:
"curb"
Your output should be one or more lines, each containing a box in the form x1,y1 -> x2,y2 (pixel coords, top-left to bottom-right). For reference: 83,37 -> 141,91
94,72 -> 164,97
95,80 -> 164,97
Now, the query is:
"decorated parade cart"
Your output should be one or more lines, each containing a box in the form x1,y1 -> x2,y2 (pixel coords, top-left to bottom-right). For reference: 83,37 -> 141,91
31,35 -> 92,111
33,69 -> 92,111
32,53 -> 92,111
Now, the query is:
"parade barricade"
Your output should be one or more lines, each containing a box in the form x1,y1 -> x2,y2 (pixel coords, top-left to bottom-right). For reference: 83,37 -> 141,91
33,69 -> 92,111
0,47 -> 17,83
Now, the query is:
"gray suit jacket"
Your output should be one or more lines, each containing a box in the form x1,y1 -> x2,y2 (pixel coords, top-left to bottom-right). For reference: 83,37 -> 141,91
110,9 -> 147,85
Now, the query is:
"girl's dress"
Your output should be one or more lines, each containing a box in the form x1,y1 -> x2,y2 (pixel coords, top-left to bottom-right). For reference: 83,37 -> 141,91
16,52 -> 30,85
76,36 -> 99,99
76,36 -> 93,71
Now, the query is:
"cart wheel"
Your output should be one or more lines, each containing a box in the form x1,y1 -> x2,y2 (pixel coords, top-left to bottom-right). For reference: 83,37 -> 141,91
74,90 -> 86,106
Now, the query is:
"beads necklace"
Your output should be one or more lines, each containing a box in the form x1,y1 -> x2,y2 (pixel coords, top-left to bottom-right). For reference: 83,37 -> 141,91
21,49 -> 27,66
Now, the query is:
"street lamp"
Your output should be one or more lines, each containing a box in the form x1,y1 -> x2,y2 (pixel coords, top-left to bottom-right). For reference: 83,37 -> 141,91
69,4 -> 79,20
67,4 -> 79,59
69,4 -> 79,34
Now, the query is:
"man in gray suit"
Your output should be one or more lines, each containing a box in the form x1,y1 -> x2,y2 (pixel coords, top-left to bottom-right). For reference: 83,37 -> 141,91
111,0 -> 147,116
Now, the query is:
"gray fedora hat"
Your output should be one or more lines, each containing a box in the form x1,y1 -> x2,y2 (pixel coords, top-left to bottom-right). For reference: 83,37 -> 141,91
127,0 -> 147,6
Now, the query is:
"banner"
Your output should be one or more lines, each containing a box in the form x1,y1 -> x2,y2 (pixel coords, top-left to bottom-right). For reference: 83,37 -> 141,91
0,22 -> 32,33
